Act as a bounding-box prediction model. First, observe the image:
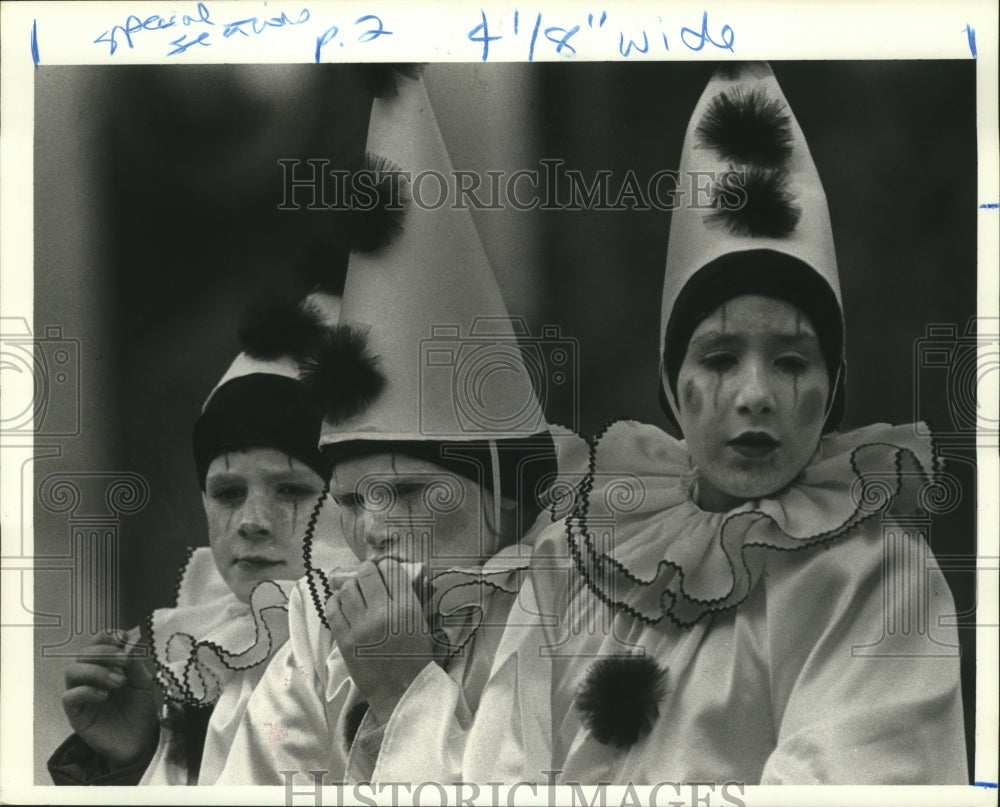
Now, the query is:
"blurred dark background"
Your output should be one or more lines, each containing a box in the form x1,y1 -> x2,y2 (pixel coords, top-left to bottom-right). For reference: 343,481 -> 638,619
31,61 -> 978,781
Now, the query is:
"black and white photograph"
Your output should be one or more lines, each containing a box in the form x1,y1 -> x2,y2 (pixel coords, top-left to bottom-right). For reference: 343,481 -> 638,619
1,2 -> 997,804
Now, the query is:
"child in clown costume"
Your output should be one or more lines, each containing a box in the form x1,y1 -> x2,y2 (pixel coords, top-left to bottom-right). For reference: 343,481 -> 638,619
211,68 -> 587,786
48,292 -> 351,785
345,63 -> 968,785
533,61 -> 967,784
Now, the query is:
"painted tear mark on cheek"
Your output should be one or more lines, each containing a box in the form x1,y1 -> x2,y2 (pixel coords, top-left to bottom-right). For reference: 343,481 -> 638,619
226,508 -> 235,531
683,378 -> 702,416
792,372 -> 799,405
712,372 -> 724,412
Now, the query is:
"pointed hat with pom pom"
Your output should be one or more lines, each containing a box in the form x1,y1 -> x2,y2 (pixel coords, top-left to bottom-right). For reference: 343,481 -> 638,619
310,70 -> 549,451
192,291 -> 342,489
660,62 -> 846,429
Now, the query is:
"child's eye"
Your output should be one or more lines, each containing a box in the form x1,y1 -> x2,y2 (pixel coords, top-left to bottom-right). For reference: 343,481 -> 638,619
775,355 -> 809,373
393,482 -> 426,499
209,486 -> 245,504
700,352 -> 737,372
334,492 -> 364,510
277,483 -> 319,499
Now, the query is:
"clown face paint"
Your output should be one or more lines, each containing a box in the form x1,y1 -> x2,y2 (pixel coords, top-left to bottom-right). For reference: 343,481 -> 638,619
671,295 -> 829,511
203,447 -> 325,603
328,453 -> 501,567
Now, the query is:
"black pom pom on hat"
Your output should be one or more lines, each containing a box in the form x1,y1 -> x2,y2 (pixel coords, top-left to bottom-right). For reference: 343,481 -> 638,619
348,152 -> 410,254
709,165 -> 802,238
237,295 -> 327,361
575,655 -> 668,749
300,324 -> 386,424
695,86 -> 794,167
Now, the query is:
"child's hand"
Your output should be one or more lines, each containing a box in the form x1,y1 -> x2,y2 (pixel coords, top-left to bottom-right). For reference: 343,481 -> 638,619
328,558 -> 437,723
61,629 -> 160,769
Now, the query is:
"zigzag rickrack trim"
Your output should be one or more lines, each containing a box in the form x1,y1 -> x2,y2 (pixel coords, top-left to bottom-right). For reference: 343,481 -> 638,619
150,577 -> 291,708
302,480 -> 334,631
565,419 -> 938,630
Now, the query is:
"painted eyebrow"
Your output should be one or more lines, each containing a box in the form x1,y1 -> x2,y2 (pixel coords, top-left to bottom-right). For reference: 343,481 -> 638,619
688,329 -> 820,349
267,473 -> 321,485
205,472 -> 244,483
207,469 -> 318,484
384,476 -> 432,485
330,475 -> 432,494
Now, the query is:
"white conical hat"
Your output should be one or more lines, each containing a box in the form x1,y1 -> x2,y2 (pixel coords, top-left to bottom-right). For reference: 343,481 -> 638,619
315,72 -> 547,448
659,62 -> 845,421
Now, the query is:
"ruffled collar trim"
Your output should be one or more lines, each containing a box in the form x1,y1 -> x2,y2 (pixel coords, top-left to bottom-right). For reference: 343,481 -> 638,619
147,547 -> 294,707
568,421 -> 942,627
426,549 -> 532,661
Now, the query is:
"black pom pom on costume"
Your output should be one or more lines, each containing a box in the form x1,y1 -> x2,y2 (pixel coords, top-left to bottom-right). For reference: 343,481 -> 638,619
359,63 -> 424,99
342,700 -> 370,751
300,324 -> 386,424
349,152 -> 409,254
695,87 -> 793,167
237,296 -> 327,360
575,655 -> 668,749
709,165 -> 801,238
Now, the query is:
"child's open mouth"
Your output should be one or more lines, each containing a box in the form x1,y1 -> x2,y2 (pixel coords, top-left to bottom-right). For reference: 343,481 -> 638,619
727,431 -> 781,458
235,556 -> 285,569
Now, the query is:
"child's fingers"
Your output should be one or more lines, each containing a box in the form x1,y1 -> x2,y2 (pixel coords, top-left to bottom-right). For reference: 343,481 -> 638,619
357,563 -> 388,608
372,559 -> 424,634
377,558 -> 423,608
94,629 -> 129,648
72,643 -> 130,667
328,592 -> 351,636
121,642 -> 155,687
374,557 -> 409,601
65,661 -> 127,691
62,684 -> 110,713
339,576 -> 366,619
326,570 -> 357,592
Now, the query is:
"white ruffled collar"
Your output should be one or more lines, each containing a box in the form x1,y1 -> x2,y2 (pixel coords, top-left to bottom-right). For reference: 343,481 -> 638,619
148,547 -> 294,706
566,421 -> 941,626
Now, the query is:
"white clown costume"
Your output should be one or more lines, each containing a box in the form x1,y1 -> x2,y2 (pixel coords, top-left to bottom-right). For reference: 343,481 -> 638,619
48,293 -> 348,786
526,61 -> 966,785
141,292 -> 349,786
212,67 -> 588,786
336,62 -> 968,786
